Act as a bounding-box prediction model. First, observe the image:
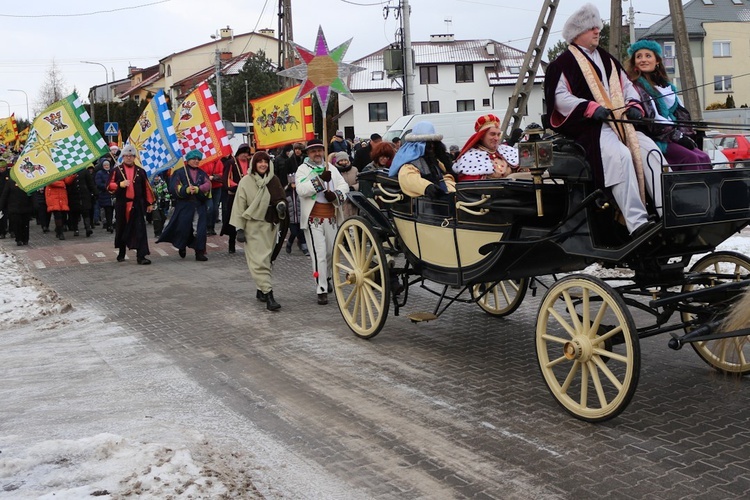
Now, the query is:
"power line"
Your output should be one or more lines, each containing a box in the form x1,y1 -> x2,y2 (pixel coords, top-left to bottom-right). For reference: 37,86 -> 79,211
0,1 -> 171,18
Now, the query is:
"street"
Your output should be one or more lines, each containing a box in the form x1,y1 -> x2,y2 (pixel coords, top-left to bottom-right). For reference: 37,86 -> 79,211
3,224 -> 750,499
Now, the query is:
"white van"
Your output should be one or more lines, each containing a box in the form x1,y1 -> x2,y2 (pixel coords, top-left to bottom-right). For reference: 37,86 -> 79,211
382,109 -> 525,149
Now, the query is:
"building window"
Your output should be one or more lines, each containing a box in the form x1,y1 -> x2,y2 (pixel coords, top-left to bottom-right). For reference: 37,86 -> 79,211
482,98 -> 491,107
368,102 -> 388,122
508,66 -> 521,75
420,101 -> 440,114
455,64 -> 474,83
371,71 -> 384,81
457,100 -> 475,112
167,64 -> 171,77
663,42 -> 675,72
714,75 -> 732,92
419,65 -> 438,84
713,41 -> 731,57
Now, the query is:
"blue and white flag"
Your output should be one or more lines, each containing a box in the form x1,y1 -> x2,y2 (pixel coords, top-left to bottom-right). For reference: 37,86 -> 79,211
123,90 -> 182,177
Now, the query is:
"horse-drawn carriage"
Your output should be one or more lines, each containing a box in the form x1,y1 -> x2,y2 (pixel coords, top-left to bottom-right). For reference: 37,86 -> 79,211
331,136 -> 750,422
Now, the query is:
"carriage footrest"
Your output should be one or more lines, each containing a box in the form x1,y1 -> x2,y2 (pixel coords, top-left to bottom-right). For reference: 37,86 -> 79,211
407,312 -> 438,323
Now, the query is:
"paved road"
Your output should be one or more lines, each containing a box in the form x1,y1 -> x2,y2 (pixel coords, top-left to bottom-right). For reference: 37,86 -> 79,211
6,224 -> 750,499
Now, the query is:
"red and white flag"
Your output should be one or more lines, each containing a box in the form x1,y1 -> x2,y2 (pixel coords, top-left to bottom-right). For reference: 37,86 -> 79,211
173,82 -> 231,166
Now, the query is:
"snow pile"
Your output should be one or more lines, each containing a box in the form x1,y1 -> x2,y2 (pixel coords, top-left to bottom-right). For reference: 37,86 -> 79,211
0,251 -> 72,327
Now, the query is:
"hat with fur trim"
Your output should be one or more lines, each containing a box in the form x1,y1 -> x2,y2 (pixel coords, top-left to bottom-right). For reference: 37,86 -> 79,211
121,144 -> 137,156
562,3 -> 603,44
627,39 -> 663,58
404,121 -> 443,143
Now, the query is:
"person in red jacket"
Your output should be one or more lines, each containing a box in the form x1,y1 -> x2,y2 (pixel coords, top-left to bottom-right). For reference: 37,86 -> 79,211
45,177 -> 74,240
199,156 -> 224,235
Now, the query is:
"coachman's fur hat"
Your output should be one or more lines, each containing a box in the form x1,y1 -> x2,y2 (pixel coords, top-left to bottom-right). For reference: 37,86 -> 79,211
562,3 -> 603,44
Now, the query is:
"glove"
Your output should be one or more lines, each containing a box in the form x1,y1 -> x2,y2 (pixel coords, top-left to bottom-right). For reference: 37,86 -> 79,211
236,229 -> 246,243
676,135 -> 696,150
276,201 -> 287,220
319,170 -> 332,182
625,107 -> 643,121
424,184 -> 440,199
323,190 -> 336,202
592,107 -> 610,122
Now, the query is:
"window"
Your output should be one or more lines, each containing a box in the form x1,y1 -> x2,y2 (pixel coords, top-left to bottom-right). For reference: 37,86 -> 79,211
663,42 -> 675,71
508,66 -> 521,75
419,65 -> 438,84
167,64 -> 172,77
713,41 -> 731,57
702,0 -> 714,4
732,0 -> 742,4
420,101 -> 440,114
457,100 -> 475,112
371,71 -> 384,81
368,102 -> 388,122
482,98 -> 491,107
714,75 -> 733,92
455,64 -> 474,83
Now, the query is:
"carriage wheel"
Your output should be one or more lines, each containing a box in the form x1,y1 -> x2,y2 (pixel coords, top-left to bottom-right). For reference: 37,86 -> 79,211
536,275 -> 640,422
332,217 -> 391,339
682,251 -> 750,375
471,278 -> 528,317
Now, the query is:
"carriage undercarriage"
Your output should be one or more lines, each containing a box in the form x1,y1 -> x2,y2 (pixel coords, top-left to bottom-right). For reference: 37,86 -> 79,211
332,145 -> 750,422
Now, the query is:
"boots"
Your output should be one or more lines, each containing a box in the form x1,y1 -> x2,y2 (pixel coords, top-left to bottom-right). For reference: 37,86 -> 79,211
83,217 -> 93,237
256,289 -> 267,302
55,224 -> 65,240
117,248 -> 126,262
266,291 -> 280,311
195,251 -> 208,262
228,239 -> 236,253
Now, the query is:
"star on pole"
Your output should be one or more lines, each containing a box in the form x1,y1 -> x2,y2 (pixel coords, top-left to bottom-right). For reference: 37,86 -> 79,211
278,26 -> 365,110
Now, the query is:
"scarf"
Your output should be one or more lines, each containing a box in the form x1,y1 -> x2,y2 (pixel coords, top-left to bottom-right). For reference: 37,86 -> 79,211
241,171 -> 272,221
569,45 -> 646,203
636,77 -> 679,122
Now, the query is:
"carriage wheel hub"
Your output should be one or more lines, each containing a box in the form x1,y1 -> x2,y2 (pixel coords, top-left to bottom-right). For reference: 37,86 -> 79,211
563,337 -> 592,361
346,269 -> 364,287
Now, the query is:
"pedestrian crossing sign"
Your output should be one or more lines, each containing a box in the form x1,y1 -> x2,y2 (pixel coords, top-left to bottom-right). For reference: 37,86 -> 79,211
104,122 -> 119,136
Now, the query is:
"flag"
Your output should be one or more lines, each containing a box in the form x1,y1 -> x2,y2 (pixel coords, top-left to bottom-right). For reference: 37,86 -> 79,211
0,114 -> 18,146
10,92 -> 107,193
173,82 -> 231,166
122,90 -> 182,178
14,126 -> 29,150
117,128 -> 123,149
251,85 -> 314,149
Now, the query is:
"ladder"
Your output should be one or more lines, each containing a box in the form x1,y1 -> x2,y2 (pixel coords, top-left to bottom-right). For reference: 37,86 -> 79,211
500,0 -> 560,140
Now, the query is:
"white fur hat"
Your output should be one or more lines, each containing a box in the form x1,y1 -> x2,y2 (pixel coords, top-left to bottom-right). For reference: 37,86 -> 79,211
562,3 -> 603,44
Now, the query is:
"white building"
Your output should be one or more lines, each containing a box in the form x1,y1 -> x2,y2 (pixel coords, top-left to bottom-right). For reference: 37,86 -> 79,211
337,35 -> 545,140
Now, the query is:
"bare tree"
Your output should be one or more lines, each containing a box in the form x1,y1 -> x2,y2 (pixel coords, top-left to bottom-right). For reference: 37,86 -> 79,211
37,59 -> 69,112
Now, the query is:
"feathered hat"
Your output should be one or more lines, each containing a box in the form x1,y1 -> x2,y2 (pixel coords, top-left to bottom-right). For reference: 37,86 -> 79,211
562,3 -> 603,44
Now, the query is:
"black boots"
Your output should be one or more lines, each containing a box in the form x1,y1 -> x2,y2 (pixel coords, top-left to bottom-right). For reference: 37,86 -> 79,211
257,290 -> 281,311
228,240 -> 236,253
55,225 -> 65,240
83,217 -> 93,237
117,248 -> 126,262
195,251 -> 208,262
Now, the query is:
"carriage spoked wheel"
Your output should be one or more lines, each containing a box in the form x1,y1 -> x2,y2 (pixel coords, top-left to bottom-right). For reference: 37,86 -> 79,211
536,275 -> 640,422
332,217 -> 391,339
471,278 -> 528,317
682,251 -> 750,375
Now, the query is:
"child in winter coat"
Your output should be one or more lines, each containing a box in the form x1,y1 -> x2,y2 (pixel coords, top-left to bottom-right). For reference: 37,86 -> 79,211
284,173 -> 309,256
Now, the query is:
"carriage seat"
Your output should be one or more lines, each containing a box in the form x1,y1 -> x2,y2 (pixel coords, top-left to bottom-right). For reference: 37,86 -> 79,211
545,139 -> 592,182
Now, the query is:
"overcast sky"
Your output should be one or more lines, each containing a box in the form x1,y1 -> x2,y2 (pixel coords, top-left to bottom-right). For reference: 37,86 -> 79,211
0,0 -> 675,121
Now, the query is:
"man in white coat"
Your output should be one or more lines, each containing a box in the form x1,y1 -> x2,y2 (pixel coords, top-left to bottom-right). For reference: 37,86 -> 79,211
295,139 -> 349,305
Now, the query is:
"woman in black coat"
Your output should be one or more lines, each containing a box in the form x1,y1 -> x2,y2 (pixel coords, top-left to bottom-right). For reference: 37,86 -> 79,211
65,169 -> 97,236
0,179 -> 34,245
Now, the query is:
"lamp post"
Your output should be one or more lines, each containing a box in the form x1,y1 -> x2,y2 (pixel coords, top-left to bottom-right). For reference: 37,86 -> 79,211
81,60 -> 110,125
7,89 -> 29,122
0,100 -> 10,116
210,32 -> 223,118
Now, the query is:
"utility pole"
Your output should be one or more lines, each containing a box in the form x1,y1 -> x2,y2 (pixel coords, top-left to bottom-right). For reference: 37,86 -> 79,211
628,0 -> 636,45
609,0 -> 623,58
278,0 -> 295,87
402,0 -> 415,115
668,0 -> 702,120
213,38 -> 223,117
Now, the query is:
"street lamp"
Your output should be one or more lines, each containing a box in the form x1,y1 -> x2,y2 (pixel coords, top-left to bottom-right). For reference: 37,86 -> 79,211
0,100 -> 10,116
7,89 -> 29,122
81,60 -> 110,126
210,32 -> 223,117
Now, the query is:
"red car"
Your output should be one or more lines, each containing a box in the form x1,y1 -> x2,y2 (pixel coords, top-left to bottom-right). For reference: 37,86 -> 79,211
714,134 -> 750,167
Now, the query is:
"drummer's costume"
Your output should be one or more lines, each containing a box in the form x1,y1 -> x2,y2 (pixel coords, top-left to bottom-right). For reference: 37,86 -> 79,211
452,114 -> 520,181
389,121 -> 456,197
295,140 -> 349,302
543,3 -> 663,235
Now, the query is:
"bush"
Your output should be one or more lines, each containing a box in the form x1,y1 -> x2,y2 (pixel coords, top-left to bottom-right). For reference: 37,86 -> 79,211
705,102 -> 726,110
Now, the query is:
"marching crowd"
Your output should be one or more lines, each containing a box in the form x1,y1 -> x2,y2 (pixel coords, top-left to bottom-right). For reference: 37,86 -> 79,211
0,4 -> 716,312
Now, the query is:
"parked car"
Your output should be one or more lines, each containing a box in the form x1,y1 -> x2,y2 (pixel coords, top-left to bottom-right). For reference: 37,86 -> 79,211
714,134 -> 750,168
702,137 -> 730,169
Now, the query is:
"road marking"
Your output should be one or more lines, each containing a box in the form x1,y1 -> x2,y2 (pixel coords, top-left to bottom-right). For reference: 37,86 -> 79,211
54,256 -> 64,262
74,254 -> 89,264
207,242 -> 219,248
155,248 -> 169,256
94,252 -> 106,258
34,260 -> 46,269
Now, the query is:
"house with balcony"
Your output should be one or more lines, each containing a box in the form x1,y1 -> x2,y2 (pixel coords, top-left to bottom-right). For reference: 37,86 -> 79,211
337,34 -> 545,140
638,0 -> 750,109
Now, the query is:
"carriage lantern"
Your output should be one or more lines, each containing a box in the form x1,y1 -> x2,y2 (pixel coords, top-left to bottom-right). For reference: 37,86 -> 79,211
518,127 -> 553,216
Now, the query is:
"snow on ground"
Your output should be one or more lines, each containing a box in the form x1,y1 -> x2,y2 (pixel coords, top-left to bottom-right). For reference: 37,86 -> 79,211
0,249 -> 370,499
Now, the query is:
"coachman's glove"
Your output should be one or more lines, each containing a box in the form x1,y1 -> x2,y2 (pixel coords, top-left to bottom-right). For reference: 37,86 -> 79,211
624,107 -> 644,121
323,190 -> 337,202
276,201 -> 287,220
592,106 -> 610,122
424,184 -> 440,199
676,135 -> 697,150
319,170 -> 332,182
236,229 -> 246,243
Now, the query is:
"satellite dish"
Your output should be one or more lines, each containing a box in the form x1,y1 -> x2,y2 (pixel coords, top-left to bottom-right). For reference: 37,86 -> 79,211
222,120 -> 235,139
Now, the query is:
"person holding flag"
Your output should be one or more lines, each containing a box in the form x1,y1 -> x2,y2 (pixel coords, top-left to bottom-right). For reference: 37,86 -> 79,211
108,144 -> 155,264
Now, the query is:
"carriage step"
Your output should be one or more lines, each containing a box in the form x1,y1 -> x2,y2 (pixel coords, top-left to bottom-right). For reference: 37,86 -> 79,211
407,312 -> 438,323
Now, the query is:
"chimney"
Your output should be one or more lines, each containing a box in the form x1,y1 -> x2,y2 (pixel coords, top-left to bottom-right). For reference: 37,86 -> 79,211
259,28 -> 275,37
486,42 -> 495,56
429,34 -> 455,43
220,26 -> 233,39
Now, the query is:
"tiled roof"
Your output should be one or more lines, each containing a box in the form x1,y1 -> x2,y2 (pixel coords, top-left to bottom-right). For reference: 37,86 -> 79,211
642,0 -> 750,38
348,38 -> 544,91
